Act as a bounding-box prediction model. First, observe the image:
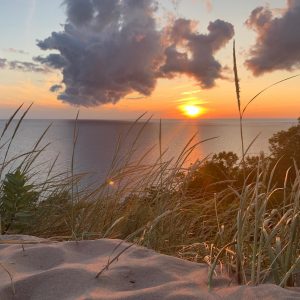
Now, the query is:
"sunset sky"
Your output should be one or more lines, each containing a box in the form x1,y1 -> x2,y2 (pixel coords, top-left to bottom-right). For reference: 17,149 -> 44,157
0,0 -> 299,120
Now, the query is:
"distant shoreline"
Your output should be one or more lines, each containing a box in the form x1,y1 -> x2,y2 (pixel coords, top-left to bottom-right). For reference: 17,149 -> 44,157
0,118 -> 298,123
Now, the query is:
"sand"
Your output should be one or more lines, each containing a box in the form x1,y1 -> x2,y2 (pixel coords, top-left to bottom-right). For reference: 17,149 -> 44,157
0,236 -> 299,300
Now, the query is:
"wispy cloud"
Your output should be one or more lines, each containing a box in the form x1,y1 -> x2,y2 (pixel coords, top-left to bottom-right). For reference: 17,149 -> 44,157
0,58 -> 7,68
9,61 -> 50,73
176,97 -> 208,104
3,48 -> 29,55
0,57 -> 50,73
204,0 -> 212,13
25,0 -> 37,39
125,96 -> 147,100
181,90 -> 201,95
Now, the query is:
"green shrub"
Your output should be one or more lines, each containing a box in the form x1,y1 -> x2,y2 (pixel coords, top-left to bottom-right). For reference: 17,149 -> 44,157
0,169 -> 39,234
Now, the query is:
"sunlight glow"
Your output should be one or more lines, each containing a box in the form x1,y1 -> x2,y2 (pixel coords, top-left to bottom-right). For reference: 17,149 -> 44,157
180,104 -> 204,118
108,180 -> 115,186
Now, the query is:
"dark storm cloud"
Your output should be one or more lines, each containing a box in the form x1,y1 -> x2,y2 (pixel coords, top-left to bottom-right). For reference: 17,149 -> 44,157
34,54 -> 67,69
37,0 -> 163,106
245,0 -> 300,75
36,0 -> 234,107
64,0 -> 94,26
161,19 -> 234,88
50,84 -> 63,93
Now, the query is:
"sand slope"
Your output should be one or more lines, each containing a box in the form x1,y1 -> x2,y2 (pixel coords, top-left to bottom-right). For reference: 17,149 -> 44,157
0,236 -> 299,300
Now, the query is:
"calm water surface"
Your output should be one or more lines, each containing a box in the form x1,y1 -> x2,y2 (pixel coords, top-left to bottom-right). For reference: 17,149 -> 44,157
0,119 -> 297,184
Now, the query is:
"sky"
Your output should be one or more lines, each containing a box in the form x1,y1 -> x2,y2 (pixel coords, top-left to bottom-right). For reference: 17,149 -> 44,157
0,0 -> 299,120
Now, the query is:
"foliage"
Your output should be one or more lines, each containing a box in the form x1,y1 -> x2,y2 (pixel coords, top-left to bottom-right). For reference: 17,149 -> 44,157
269,118 -> 300,163
0,169 -> 39,234
269,118 -> 300,182
186,151 -> 239,194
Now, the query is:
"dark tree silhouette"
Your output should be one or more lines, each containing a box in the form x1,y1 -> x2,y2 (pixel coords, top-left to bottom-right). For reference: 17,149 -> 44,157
269,118 -> 300,182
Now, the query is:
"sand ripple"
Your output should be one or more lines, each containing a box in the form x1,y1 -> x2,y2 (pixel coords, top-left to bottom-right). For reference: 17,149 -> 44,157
0,237 -> 299,299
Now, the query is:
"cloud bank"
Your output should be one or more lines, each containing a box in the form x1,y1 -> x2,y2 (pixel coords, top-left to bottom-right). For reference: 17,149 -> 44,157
246,0 -> 300,75
0,58 -> 49,73
37,0 -> 234,107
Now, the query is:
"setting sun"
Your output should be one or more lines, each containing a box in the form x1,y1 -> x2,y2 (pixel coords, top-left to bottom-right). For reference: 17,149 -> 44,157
180,104 -> 204,118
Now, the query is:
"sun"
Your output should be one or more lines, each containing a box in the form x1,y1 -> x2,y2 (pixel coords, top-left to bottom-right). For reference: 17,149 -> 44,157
180,104 -> 204,118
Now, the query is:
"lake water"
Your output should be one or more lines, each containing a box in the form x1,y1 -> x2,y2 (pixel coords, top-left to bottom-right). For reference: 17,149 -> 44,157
0,118 -> 297,184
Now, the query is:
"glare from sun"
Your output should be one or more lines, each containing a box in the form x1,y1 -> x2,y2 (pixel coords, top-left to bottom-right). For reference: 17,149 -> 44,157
180,104 -> 204,118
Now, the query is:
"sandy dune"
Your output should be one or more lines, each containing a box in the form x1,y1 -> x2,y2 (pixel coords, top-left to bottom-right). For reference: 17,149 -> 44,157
0,236 -> 299,300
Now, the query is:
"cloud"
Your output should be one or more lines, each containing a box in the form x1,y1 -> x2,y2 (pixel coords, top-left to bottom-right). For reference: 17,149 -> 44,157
0,58 -> 7,68
34,55 -> 67,69
126,95 -> 146,99
245,1 -> 300,75
25,0 -> 37,40
3,48 -> 29,55
0,57 -> 49,73
181,89 -> 201,95
161,18 -> 234,88
49,84 -> 63,93
36,0 -> 234,107
204,0 -> 212,13
8,60 -> 49,73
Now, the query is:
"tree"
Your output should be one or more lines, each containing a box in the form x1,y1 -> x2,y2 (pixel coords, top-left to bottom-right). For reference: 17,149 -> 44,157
269,117 -> 300,181
185,151 -> 239,194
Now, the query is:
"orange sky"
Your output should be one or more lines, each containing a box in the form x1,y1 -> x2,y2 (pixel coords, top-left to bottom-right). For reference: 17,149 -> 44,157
1,68 -> 298,120
0,0 -> 299,120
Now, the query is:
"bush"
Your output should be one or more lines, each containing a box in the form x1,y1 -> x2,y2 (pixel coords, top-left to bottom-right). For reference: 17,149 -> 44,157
269,118 -> 300,182
0,169 -> 39,234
